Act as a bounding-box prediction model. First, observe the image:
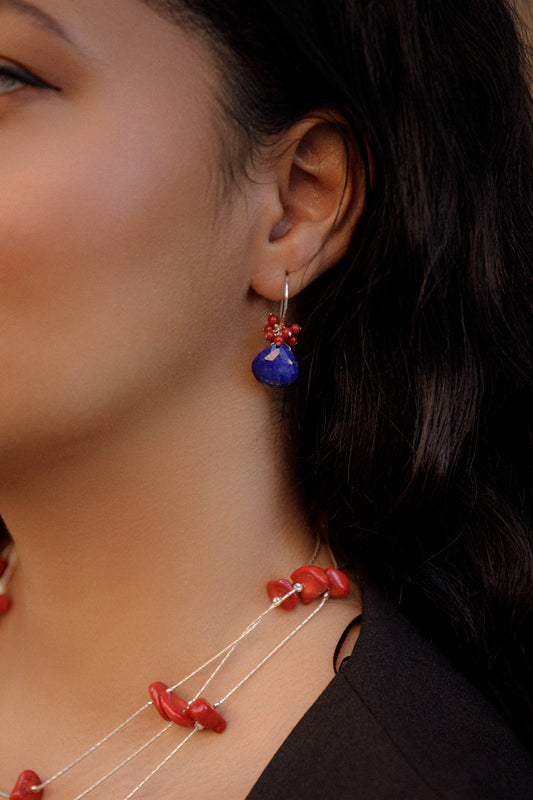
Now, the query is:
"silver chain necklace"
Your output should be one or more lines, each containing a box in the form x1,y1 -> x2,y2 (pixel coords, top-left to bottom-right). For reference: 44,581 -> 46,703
0,538 -> 350,800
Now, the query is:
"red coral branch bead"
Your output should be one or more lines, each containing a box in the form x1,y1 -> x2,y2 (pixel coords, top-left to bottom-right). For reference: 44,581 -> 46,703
326,568 -> 351,598
0,594 -> 12,614
267,578 -> 298,610
10,771 -> 43,800
290,566 -> 330,604
0,555 -> 8,578
149,681 -> 172,721
188,699 -> 226,733
149,682 -> 194,728
160,693 -> 195,728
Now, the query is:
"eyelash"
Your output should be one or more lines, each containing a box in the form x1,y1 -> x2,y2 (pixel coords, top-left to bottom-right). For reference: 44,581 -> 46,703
0,63 -> 58,94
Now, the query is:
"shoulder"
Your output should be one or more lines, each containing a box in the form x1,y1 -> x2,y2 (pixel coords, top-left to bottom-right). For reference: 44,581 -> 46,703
248,581 -> 533,799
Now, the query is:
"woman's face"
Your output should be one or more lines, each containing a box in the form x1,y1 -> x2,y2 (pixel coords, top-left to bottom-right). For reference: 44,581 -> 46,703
0,0 -> 254,456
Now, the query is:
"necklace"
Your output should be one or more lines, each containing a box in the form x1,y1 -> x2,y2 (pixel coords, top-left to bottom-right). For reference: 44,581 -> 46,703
0,542 -> 350,800
0,544 -> 16,613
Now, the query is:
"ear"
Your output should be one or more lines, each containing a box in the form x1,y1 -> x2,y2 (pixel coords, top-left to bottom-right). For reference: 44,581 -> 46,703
249,113 -> 367,301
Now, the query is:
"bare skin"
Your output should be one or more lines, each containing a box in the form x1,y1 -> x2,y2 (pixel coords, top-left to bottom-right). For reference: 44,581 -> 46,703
0,1 -> 362,797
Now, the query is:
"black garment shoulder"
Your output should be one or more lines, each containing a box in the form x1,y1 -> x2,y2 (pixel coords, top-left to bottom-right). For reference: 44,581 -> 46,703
247,582 -> 533,799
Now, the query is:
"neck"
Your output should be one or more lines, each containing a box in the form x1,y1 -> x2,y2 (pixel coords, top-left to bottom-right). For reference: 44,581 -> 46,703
0,380 -> 314,705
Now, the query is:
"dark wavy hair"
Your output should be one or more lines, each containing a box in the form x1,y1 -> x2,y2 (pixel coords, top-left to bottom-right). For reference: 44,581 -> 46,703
145,0 -> 533,749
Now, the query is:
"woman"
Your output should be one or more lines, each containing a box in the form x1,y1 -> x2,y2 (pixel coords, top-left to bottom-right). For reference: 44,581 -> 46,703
0,0 -> 531,797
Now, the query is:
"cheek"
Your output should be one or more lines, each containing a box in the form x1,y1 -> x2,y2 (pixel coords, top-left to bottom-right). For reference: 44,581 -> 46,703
0,93 -> 227,446
1,97 -> 213,290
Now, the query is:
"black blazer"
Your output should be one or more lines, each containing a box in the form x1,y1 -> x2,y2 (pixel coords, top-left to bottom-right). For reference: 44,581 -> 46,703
247,583 -> 533,799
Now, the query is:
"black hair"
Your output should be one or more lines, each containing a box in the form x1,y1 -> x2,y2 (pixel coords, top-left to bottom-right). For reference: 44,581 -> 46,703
145,0 -> 533,750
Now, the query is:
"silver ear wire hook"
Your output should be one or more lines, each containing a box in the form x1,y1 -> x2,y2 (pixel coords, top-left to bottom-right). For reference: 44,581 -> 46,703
279,274 -> 290,322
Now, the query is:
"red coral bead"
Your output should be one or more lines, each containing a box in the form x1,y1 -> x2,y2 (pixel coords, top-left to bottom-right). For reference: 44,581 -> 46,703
290,324 -> 301,335
282,327 -> 292,339
326,568 -> 351,598
149,681 -> 172,721
0,555 -> 8,578
264,325 -> 274,336
287,336 -> 298,346
268,314 -> 279,326
189,698 -> 226,733
290,566 -> 330,604
160,692 -> 194,728
10,771 -> 43,800
150,682 -> 194,727
267,578 -> 298,610
273,335 -> 284,345
265,331 -> 275,342
0,594 -> 12,614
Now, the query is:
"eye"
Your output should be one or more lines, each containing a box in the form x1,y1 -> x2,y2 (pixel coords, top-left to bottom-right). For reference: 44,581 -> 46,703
0,63 -> 57,95
0,70 -> 24,94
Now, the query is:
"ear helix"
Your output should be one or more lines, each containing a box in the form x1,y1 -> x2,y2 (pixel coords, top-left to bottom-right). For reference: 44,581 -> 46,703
251,275 -> 302,388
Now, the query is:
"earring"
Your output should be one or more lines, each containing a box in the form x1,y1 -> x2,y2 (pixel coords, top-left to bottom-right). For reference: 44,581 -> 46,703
251,275 -> 302,388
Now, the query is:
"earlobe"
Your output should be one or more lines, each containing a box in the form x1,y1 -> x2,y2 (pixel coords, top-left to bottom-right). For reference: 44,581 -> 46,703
250,113 -> 367,301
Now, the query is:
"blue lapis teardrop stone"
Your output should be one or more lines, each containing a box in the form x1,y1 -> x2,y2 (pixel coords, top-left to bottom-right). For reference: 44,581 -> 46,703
252,344 -> 299,388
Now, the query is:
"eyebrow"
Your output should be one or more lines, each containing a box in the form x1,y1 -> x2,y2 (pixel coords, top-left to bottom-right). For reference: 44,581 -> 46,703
0,0 -> 74,45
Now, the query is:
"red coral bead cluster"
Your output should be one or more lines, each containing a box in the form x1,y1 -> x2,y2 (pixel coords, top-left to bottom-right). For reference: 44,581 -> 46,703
267,565 -> 350,610
149,682 -> 226,734
9,686 -> 228,797
263,314 -> 301,347
0,555 -> 12,615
